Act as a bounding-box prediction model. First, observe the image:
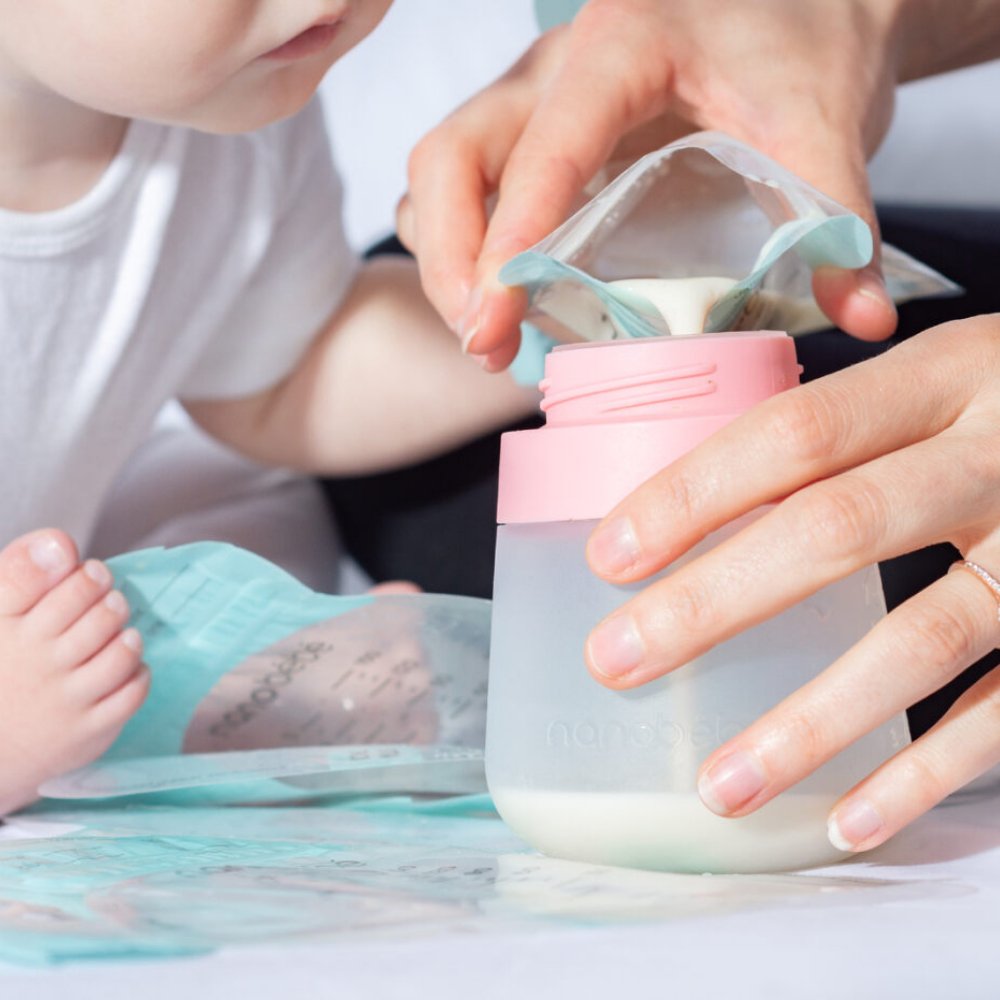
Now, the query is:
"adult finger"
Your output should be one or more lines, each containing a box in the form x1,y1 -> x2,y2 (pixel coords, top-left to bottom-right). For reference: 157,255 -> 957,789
813,265 -> 897,343
404,28 -> 576,335
757,118 -> 896,341
584,428 -> 996,687
828,660 -> 1000,853
715,15 -> 898,342
460,11 -> 674,358
586,324 -> 973,586
403,84 -> 536,335
694,563 -> 1000,826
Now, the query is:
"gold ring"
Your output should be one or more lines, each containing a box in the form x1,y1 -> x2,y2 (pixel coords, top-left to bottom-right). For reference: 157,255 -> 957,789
952,560 -> 1000,623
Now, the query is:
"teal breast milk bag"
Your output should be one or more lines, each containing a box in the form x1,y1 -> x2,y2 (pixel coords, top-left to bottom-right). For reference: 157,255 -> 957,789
486,133 -> 947,874
40,543 -> 491,802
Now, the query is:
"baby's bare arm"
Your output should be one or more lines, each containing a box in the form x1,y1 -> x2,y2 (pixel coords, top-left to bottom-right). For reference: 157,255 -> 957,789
184,256 -> 537,476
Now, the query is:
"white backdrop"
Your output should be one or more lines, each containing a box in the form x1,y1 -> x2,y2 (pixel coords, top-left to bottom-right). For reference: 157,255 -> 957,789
322,1 -> 1000,251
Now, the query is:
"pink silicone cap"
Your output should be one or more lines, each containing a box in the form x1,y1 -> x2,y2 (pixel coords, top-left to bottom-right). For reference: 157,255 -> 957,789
497,332 -> 801,524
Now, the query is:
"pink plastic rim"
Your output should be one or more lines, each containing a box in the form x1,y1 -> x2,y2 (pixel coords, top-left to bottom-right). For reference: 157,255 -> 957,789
498,332 -> 801,524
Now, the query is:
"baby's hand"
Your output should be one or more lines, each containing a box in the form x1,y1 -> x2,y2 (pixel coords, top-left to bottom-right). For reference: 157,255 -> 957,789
0,529 -> 149,815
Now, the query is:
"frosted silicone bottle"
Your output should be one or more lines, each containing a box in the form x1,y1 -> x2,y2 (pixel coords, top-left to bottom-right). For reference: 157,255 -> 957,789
486,333 -> 910,874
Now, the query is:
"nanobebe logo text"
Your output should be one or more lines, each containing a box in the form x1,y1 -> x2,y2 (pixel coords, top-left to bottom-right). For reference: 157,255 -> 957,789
545,714 -> 744,751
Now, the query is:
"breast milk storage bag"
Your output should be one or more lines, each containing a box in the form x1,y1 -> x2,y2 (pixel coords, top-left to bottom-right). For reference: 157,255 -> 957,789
486,333 -> 910,874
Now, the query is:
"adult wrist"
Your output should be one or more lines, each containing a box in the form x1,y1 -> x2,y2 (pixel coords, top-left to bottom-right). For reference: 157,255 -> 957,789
894,0 -> 1000,81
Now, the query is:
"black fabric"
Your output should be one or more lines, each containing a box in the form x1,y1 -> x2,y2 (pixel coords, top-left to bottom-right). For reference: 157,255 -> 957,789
324,411 -> 539,599
323,207 -> 1000,737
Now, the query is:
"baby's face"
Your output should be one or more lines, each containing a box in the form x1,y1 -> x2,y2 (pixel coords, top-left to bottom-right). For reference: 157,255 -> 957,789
0,0 -> 393,132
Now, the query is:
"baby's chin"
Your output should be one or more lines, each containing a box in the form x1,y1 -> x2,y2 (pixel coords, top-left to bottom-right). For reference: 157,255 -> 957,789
147,71 -> 324,135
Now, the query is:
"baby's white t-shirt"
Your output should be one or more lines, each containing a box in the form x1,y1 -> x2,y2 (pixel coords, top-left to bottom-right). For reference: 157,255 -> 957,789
0,98 -> 357,552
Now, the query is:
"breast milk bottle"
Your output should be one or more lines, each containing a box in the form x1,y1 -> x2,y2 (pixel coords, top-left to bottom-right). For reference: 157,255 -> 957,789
486,332 -> 910,873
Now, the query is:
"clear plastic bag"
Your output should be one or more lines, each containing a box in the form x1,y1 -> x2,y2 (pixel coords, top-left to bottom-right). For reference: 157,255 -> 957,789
501,131 -> 959,375
39,543 -> 490,803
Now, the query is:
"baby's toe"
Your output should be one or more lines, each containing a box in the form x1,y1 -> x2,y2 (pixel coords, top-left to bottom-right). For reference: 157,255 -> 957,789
29,560 -> 115,640
88,656 -> 150,735
56,593 -> 133,673
69,628 -> 144,706
0,530 -> 78,618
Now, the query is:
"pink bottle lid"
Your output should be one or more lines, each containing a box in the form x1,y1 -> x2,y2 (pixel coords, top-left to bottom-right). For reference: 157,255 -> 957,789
497,332 -> 801,524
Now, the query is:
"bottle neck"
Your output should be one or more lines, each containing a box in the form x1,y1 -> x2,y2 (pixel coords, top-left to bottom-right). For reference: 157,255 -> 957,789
498,333 -> 802,525
539,332 -> 801,427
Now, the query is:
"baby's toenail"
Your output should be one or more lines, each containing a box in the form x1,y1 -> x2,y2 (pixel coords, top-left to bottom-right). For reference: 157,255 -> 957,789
104,591 -> 128,615
121,628 -> 142,652
84,560 -> 112,587
29,536 -> 71,574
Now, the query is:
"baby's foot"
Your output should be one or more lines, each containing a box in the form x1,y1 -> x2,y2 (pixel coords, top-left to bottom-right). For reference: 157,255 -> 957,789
0,529 -> 149,815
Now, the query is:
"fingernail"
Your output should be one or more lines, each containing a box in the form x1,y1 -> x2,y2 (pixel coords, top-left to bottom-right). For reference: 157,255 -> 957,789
828,797 -> 884,852
458,287 -> 484,353
587,614 -> 645,678
121,628 -> 143,653
478,351 -> 506,374
698,751 -> 768,814
84,560 -> 112,587
855,270 -> 896,317
588,517 -> 641,576
29,535 -> 72,574
104,590 -> 128,615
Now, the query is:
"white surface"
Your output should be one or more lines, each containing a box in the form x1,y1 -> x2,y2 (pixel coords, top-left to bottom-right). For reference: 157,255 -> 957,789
2,788 -> 999,999
322,5 -> 1000,251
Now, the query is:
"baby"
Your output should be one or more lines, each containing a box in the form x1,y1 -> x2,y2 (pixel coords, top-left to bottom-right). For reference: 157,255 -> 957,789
0,1 -> 533,814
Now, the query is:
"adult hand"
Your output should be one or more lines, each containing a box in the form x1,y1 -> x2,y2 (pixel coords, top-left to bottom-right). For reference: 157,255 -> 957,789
583,315 -> 1000,852
400,0 -> 906,371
